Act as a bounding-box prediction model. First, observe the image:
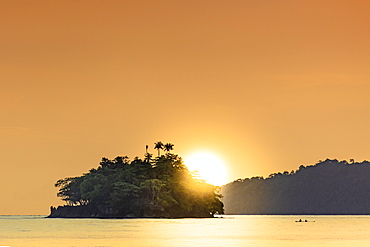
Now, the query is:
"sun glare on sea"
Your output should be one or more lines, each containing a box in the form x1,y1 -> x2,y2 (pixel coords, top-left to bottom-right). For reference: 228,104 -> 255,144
184,152 -> 228,186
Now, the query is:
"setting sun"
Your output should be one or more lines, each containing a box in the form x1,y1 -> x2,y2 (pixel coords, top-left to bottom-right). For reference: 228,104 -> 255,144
184,152 -> 228,186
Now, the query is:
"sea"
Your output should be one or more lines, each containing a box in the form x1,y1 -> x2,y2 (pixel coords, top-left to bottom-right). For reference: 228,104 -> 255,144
0,215 -> 369,247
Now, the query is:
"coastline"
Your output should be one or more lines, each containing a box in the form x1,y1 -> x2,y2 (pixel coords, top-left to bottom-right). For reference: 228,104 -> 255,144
47,205 -> 216,219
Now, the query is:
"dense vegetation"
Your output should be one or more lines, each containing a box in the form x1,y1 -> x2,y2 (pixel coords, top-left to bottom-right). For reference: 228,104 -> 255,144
50,143 -> 224,218
221,159 -> 370,215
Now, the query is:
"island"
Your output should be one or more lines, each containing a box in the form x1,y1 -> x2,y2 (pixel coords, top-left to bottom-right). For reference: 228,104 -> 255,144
49,142 -> 224,218
221,159 -> 370,215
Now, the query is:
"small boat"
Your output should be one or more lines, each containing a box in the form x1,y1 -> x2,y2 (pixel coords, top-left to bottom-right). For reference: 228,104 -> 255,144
295,219 -> 315,222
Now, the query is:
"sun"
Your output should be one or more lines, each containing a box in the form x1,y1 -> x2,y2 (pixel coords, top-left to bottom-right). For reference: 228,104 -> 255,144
184,152 -> 228,186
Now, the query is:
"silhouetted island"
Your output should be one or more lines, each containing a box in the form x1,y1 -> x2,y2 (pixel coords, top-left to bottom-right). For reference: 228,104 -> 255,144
221,159 -> 370,215
49,142 -> 224,218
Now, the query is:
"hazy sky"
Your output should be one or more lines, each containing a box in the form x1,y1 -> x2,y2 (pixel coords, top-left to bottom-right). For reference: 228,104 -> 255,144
1,0 -> 369,214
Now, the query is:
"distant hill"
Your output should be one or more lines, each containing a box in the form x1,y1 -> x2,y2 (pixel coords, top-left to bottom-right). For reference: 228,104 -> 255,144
221,159 -> 370,215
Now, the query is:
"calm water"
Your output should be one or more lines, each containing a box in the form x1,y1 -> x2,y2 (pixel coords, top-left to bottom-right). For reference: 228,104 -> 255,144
0,215 -> 369,247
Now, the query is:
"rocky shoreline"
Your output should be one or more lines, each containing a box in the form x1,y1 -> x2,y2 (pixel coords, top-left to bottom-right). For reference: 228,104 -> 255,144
48,205 -> 215,218
48,205 -> 163,218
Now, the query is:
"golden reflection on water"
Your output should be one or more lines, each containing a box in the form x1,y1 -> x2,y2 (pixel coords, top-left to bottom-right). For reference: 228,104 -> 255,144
1,215 -> 370,247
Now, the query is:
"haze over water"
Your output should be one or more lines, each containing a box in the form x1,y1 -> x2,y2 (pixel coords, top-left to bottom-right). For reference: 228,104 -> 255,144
1,215 -> 369,247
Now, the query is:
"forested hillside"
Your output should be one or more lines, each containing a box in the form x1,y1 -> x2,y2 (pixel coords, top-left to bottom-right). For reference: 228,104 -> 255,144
49,144 -> 224,218
221,159 -> 370,215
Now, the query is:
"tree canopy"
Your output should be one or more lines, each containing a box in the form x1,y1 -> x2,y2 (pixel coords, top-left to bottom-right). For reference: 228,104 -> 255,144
221,159 -> 370,215
51,144 -> 224,218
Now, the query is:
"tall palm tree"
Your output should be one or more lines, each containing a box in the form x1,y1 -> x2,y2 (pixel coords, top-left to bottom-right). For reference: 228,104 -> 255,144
154,141 -> 164,157
164,143 -> 174,153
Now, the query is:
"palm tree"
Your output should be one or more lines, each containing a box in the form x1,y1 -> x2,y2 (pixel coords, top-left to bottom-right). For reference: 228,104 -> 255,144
144,152 -> 153,163
164,143 -> 174,153
154,141 -> 164,157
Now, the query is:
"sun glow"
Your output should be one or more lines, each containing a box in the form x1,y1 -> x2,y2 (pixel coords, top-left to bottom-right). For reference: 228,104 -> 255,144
184,152 -> 228,186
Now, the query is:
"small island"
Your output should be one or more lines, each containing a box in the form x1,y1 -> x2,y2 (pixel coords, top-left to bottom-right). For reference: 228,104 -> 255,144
49,142 -> 224,218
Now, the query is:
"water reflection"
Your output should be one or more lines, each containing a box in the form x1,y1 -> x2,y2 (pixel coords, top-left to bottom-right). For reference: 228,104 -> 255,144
0,215 -> 369,247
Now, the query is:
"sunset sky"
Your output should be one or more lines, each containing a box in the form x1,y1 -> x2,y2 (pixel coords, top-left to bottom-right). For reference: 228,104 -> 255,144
1,0 -> 369,215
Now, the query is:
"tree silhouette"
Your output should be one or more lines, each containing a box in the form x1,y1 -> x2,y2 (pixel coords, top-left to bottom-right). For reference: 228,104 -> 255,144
144,152 -> 153,163
221,159 -> 370,215
164,143 -> 174,153
52,147 -> 224,218
154,141 -> 164,157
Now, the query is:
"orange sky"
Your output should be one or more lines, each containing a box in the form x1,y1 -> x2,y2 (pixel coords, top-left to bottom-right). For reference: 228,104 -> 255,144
1,0 -> 369,214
